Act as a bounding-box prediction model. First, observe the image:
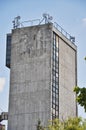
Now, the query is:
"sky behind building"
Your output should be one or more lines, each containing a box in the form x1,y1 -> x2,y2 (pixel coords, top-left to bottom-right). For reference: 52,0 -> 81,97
0,0 -> 86,127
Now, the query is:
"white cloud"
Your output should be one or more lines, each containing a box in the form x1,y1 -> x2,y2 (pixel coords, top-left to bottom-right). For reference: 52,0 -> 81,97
82,18 -> 86,25
0,78 -> 5,92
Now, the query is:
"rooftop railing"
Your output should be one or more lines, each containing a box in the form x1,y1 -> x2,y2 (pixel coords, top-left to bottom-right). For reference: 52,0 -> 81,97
12,14 -> 75,44
54,22 -> 75,43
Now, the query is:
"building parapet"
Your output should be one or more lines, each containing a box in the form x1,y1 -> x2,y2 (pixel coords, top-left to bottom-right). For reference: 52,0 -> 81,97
12,14 -> 75,44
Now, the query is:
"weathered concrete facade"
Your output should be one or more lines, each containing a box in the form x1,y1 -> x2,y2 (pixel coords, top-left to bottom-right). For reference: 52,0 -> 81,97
7,23 -> 77,130
59,38 -> 77,119
8,24 -> 53,130
53,27 -> 77,119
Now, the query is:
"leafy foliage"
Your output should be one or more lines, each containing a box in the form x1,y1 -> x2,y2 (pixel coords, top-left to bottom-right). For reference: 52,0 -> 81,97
46,117 -> 86,130
37,120 -> 44,130
36,116 -> 86,130
48,118 -> 63,130
84,57 -> 86,61
73,57 -> 86,112
63,117 -> 84,130
74,86 -> 86,112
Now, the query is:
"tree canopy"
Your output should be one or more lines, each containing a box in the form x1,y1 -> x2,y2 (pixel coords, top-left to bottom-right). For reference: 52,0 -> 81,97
74,86 -> 86,112
48,117 -> 86,130
37,117 -> 86,130
74,57 -> 86,112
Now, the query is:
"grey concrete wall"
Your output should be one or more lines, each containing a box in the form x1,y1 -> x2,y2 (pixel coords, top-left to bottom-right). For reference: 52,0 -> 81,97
8,24 -> 52,130
59,37 -> 77,119
8,23 -> 77,130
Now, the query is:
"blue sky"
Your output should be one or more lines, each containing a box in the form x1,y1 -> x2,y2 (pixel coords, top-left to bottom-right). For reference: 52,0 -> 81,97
0,0 -> 86,127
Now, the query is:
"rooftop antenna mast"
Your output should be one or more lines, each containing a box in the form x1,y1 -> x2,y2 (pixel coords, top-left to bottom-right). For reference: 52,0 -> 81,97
12,16 -> 21,29
70,36 -> 75,43
39,13 -> 53,24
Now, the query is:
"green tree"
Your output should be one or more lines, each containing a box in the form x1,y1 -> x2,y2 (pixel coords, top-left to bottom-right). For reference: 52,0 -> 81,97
63,117 -> 85,130
74,57 -> 86,112
74,86 -> 86,112
48,118 -> 63,130
36,120 -> 44,130
47,117 -> 86,130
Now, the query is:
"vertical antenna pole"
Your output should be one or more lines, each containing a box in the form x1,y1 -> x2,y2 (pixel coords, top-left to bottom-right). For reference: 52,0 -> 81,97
12,16 -> 21,29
